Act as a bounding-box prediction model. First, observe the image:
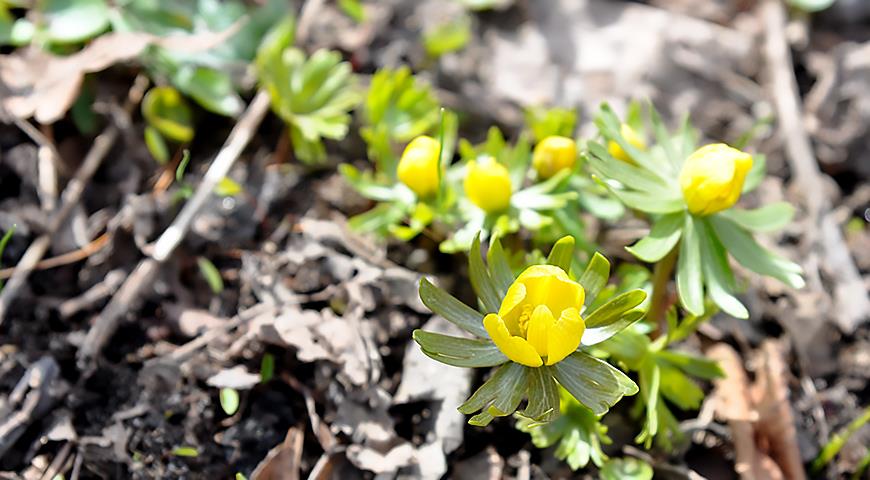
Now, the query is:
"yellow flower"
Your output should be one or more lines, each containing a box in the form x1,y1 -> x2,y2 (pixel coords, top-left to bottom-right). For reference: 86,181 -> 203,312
464,156 -> 512,213
483,265 -> 586,367
397,136 -> 441,198
679,143 -> 753,216
532,136 -> 577,179
607,124 -> 646,164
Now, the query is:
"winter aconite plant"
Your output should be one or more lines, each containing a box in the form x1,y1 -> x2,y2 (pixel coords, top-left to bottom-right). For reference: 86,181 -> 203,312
257,17 -> 360,164
413,234 -> 644,425
588,102 -> 803,319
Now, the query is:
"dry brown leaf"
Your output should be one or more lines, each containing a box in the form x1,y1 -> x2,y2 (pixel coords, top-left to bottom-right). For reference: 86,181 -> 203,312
0,23 -> 241,124
251,427 -> 304,480
708,343 -> 782,480
753,340 -> 807,480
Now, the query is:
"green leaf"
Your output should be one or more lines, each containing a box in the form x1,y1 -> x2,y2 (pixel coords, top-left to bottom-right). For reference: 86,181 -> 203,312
626,212 -> 683,263
457,0 -> 512,11
812,406 -> 870,472
258,43 -> 359,163
348,203 -> 405,235
219,387 -> 240,415
578,252 -> 610,307
516,387 -> 611,470
552,352 -> 638,415
144,126 -> 170,164
142,86 -> 195,143
582,310 -> 645,346
487,236 -> 514,297
71,86 -> 98,134
338,164 -> 405,203
260,353 -> 275,383
176,149 -> 191,182
647,102 -> 682,170
171,446 -> 199,457
362,67 -> 440,174
0,224 -> 16,291
709,215 -> 804,289
584,291 -> 647,328
742,153 -> 766,193
338,0 -> 365,22
676,215 -> 704,316
595,104 -> 675,180
656,364 -> 704,410
197,257 -> 224,294
469,234 -> 501,313
547,235 -> 575,273
214,177 -> 243,197
413,330 -> 508,367
697,218 -> 747,319
787,0 -> 836,13
601,183 -> 686,214
43,0 -> 109,44
719,202 -> 794,233
174,66 -> 243,117
423,13 -> 471,58
523,366 -> 560,422
460,362 -> 528,425
656,350 -> 723,379
524,106 -> 576,141
600,458 -> 653,480
587,142 -> 675,195
419,278 -> 488,338
636,361 -> 661,447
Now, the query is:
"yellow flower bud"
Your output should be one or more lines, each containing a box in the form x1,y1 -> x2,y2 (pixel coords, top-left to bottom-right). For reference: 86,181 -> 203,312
607,124 -> 646,164
532,136 -> 577,179
464,156 -> 512,213
397,136 -> 441,198
483,265 -> 586,367
679,143 -> 753,216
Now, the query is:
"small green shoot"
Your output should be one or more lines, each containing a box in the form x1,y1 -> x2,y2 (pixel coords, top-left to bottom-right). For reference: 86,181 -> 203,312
260,353 -> 275,383
220,387 -> 240,415
812,406 -> 870,472
196,257 -> 224,294
171,446 -> 199,457
0,225 -> 16,291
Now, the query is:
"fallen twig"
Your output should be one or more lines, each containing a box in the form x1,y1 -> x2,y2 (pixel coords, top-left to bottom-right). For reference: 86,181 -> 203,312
0,233 -> 110,281
77,90 -> 271,366
761,0 -> 869,332
0,75 -> 149,325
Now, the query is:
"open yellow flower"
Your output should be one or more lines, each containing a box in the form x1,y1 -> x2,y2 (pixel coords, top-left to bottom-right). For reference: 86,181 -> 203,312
679,143 -> 753,216
397,136 -> 441,198
483,265 -> 585,367
532,136 -> 577,179
607,124 -> 646,164
464,156 -> 512,213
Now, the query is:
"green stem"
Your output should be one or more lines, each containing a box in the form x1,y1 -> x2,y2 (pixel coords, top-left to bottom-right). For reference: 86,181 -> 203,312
649,244 -> 678,339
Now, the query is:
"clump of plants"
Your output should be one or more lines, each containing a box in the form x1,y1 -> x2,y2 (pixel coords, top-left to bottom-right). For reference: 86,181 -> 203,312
339,74 -> 803,473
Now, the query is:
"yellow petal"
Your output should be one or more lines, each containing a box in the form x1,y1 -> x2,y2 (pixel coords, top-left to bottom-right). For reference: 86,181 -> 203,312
484,313 -> 543,367
679,143 -> 753,216
464,156 -> 512,213
607,124 -> 646,164
515,265 -> 584,316
397,136 -> 441,198
498,282 -> 527,329
545,307 -> 584,365
525,305 -> 554,356
532,136 -> 577,179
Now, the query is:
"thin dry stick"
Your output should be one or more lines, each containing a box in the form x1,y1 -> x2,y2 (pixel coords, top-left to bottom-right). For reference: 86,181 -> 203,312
78,90 -> 271,365
0,76 -> 149,325
0,233 -> 110,280
762,0 -> 869,331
